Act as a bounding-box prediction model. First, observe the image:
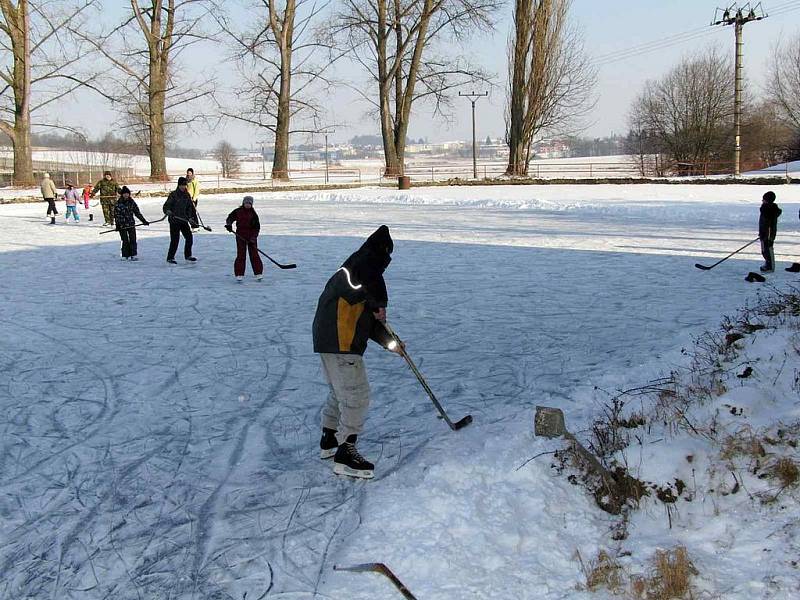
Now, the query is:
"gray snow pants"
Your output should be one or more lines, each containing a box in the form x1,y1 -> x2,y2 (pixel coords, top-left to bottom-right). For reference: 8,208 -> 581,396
319,353 -> 370,442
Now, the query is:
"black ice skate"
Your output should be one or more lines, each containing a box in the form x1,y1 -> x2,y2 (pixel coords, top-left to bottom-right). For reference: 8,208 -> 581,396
320,428 -> 338,459
333,437 -> 373,479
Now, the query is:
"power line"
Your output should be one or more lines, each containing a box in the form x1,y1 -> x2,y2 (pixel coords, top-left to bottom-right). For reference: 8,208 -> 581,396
590,0 -> 800,67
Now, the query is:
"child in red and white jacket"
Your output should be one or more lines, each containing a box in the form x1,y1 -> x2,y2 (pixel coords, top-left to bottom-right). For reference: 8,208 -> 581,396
225,196 -> 264,282
82,183 -> 92,210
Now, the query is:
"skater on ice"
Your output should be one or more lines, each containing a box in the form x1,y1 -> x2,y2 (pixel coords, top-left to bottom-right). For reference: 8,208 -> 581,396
758,190 -> 781,273
312,225 -> 400,479
40,172 -> 58,219
114,186 -> 149,261
63,182 -> 81,223
186,167 -> 200,207
224,195 -> 263,282
91,171 -> 121,227
82,183 -> 92,210
162,176 -> 198,264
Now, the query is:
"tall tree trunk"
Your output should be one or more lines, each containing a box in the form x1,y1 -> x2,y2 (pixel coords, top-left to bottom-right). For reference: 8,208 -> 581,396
506,0 -> 530,177
380,85 -> 401,176
149,92 -> 168,181
272,31 -> 292,180
148,4 -> 169,181
1,0 -> 35,185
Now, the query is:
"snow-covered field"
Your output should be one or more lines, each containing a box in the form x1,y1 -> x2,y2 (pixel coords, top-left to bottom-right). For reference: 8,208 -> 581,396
1,183 -> 799,598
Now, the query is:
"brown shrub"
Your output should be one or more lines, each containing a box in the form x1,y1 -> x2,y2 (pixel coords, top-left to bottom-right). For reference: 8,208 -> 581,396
630,546 -> 697,599
771,457 -> 800,487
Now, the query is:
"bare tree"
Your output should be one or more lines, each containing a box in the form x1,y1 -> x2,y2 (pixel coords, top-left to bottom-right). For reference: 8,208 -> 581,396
769,33 -> 800,132
505,0 -> 595,177
75,1 -> 216,181
215,0 -> 337,181
0,0 -> 96,185
624,104 -> 666,177
338,0 -> 499,177
628,48 -> 734,175
742,99 -> 797,167
213,140 -> 240,177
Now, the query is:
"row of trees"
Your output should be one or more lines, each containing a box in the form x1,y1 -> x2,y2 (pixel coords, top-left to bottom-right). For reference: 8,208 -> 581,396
3,1 -> 797,185
1,0 -> 591,184
625,40 -> 800,176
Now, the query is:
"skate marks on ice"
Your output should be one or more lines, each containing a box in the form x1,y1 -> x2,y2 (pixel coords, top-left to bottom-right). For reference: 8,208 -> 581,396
0,238 -> 380,599
0,226 -> 765,599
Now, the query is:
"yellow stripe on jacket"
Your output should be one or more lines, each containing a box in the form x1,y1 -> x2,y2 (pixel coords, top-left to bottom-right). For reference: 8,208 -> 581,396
337,298 -> 365,352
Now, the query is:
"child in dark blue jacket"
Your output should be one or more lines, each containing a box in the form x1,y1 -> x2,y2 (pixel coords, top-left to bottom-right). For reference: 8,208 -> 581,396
759,191 -> 781,273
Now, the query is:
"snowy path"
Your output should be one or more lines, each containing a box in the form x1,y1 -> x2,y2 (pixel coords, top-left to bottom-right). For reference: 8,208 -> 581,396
1,184 -> 799,598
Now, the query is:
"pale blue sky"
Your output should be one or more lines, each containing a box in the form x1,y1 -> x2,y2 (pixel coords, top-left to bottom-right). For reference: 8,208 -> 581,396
52,1 -> 800,149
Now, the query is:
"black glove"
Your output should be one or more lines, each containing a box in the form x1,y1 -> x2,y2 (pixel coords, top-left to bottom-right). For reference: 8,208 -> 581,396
225,224 -> 232,232
142,220 -> 150,226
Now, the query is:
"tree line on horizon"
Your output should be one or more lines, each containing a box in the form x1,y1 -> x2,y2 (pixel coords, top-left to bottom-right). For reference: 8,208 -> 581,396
1,0 -> 798,186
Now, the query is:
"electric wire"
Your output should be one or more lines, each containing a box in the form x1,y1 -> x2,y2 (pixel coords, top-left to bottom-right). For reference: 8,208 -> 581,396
590,0 -> 800,67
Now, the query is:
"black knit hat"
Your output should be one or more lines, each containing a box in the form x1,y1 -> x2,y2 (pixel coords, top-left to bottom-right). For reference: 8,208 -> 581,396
763,191 -> 776,203
177,176 -> 188,187
120,186 -> 131,195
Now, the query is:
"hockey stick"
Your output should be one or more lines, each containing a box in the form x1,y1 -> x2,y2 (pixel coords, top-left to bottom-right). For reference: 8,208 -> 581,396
99,215 -> 166,235
383,322 -> 473,431
334,563 -> 417,600
229,229 -> 297,269
695,237 -> 759,270
169,213 -> 211,232
195,210 -> 212,231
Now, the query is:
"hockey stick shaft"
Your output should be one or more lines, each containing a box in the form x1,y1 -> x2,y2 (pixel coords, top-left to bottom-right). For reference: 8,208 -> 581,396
169,214 -> 211,232
695,237 -> 759,270
230,229 -> 297,269
383,322 -> 472,431
99,215 -> 166,235
195,209 -> 211,231
334,563 -> 417,600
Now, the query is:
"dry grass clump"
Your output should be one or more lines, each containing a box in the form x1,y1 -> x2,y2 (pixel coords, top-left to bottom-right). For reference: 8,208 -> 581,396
577,549 -> 624,594
630,546 -> 697,600
770,457 -> 799,488
719,427 -> 766,463
577,546 -> 697,598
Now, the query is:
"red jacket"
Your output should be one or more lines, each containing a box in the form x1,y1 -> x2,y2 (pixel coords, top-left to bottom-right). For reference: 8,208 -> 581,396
226,206 -> 260,238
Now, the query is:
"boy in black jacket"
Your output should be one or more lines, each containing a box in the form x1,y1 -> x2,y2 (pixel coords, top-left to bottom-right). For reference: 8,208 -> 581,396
114,187 -> 149,260
162,176 -> 198,264
312,225 -> 400,479
759,191 -> 781,273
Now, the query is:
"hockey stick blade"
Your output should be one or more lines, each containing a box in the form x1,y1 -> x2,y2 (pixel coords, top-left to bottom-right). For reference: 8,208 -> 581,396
453,415 -> 473,430
334,563 -> 417,600
694,263 -> 712,270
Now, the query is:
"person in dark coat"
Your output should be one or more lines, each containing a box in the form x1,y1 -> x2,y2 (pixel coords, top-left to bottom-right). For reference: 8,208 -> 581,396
759,191 -> 781,273
162,176 -> 198,264
312,225 -> 400,479
225,195 -> 263,281
114,187 -> 149,260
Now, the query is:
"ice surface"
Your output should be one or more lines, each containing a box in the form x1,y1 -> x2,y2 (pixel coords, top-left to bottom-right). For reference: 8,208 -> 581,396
1,183 -> 799,598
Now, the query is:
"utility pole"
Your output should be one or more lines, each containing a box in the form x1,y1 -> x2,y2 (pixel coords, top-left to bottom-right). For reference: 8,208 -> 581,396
459,91 -> 488,179
317,128 -> 335,183
711,3 -> 767,177
261,143 -> 266,180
